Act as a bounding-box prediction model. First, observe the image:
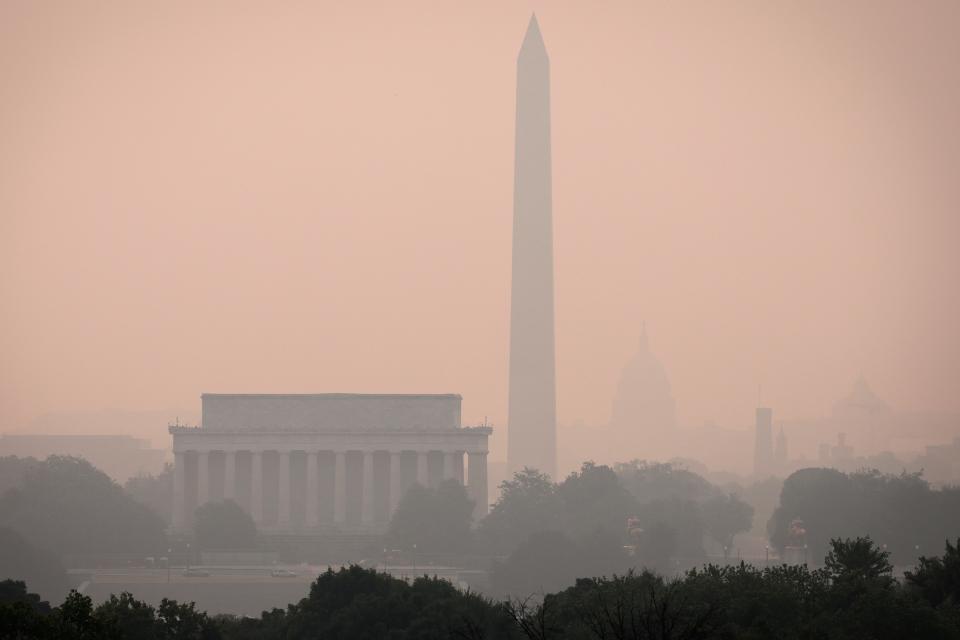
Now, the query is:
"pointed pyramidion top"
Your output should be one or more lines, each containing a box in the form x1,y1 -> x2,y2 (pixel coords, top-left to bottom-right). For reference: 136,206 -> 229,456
519,13 -> 548,58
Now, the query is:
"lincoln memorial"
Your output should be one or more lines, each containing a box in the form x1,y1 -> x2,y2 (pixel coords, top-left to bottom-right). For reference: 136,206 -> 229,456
169,393 -> 491,535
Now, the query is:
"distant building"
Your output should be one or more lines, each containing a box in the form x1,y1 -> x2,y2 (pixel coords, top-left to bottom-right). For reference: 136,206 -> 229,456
818,442 -> 831,464
781,376 -> 959,464
169,393 -> 491,535
775,426 -> 788,466
752,407 -> 774,478
610,324 -> 677,444
832,376 -> 891,421
831,433 -> 854,463
0,434 -> 166,482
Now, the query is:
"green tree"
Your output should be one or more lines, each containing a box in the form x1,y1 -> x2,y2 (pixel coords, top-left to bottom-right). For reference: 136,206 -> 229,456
478,468 -> 563,554
769,468 -> 960,565
492,530 -> 627,599
0,456 -> 167,556
0,580 -> 54,639
0,527 -> 69,603
262,565 -> 515,639
615,460 -> 717,504
51,590 -> 98,639
633,521 -> 679,572
387,479 -> 474,553
193,500 -> 258,551
906,538 -> 960,608
557,462 -> 639,539
701,493 -> 753,557
93,592 -> 160,640
157,598 -> 221,639
0,455 -> 41,496
125,464 -> 173,525
634,497 -> 705,559
825,536 -> 894,583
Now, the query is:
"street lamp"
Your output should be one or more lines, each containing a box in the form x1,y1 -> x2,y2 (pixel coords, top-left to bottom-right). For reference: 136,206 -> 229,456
167,548 -> 172,583
765,545 -> 770,567
412,543 -> 417,577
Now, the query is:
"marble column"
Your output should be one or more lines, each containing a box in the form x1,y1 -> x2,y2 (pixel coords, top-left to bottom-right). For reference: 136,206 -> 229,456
443,451 -> 456,482
172,451 -> 185,531
468,451 -> 488,521
278,450 -> 291,527
306,451 -> 319,527
416,451 -> 429,486
251,450 -> 263,525
197,450 -> 209,507
223,450 -> 236,501
389,451 -> 403,515
454,451 -> 465,485
361,451 -> 375,525
334,451 -> 347,525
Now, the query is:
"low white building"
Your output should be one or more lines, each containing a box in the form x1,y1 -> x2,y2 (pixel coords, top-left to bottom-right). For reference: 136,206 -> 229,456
169,393 -> 490,534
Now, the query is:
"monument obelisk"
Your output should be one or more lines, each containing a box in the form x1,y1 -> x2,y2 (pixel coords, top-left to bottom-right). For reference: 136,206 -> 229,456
507,14 -> 556,479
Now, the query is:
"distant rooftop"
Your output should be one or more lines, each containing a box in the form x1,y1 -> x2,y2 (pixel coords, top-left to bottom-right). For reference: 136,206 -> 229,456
199,393 -> 464,433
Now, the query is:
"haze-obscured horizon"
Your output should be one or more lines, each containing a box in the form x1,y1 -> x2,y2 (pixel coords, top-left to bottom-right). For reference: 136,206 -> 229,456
3,1 -> 959,468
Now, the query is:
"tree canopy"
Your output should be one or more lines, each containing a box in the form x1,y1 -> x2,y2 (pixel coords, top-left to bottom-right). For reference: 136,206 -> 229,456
0,528 -> 69,604
769,467 -> 960,564
125,463 -> 173,526
478,468 -> 564,554
0,456 -> 167,555
6,539 -> 960,639
387,480 -> 475,554
194,500 -> 258,551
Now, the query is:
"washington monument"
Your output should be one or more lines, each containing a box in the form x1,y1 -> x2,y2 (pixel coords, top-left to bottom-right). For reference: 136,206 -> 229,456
507,15 -> 556,479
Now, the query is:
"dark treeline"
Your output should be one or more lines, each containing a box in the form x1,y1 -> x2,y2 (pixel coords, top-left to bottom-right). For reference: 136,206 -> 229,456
769,467 -> 960,562
2,455 -> 960,637
3,538 -> 960,639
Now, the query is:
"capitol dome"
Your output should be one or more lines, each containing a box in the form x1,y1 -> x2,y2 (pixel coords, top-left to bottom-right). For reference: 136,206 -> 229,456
610,324 -> 677,434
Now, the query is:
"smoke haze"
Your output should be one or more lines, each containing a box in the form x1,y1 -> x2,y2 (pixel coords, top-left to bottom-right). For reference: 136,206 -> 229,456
2,1 -> 959,465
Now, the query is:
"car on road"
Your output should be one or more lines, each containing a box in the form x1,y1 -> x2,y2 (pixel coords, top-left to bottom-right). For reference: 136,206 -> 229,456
271,568 -> 298,578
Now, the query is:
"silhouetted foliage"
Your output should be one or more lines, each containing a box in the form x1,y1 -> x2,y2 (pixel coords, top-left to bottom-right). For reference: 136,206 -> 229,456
491,529 -> 626,598
479,468 -> 563,554
481,462 -> 753,573
0,455 -> 41,496
632,521 -> 679,573
125,463 -> 173,525
0,456 -> 167,555
615,460 -> 753,561
9,541 -> 960,639
615,460 -> 717,503
907,538 -> 960,609
769,467 -> 960,564
701,492 -> 754,556
388,480 -> 475,554
193,500 -> 258,551
557,462 -> 639,539
0,527 -> 69,604
218,565 -> 517,639
825,536 -> 894,583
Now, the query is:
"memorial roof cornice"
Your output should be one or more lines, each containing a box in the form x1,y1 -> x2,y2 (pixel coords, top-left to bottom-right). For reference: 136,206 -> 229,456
169,426 -> 492,435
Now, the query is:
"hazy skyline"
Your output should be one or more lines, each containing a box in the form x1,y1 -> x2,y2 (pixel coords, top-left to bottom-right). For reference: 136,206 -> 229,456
3,1 -> 959,464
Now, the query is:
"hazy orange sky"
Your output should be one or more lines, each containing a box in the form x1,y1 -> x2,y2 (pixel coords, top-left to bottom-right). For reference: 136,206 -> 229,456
2,1 -> 959,462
